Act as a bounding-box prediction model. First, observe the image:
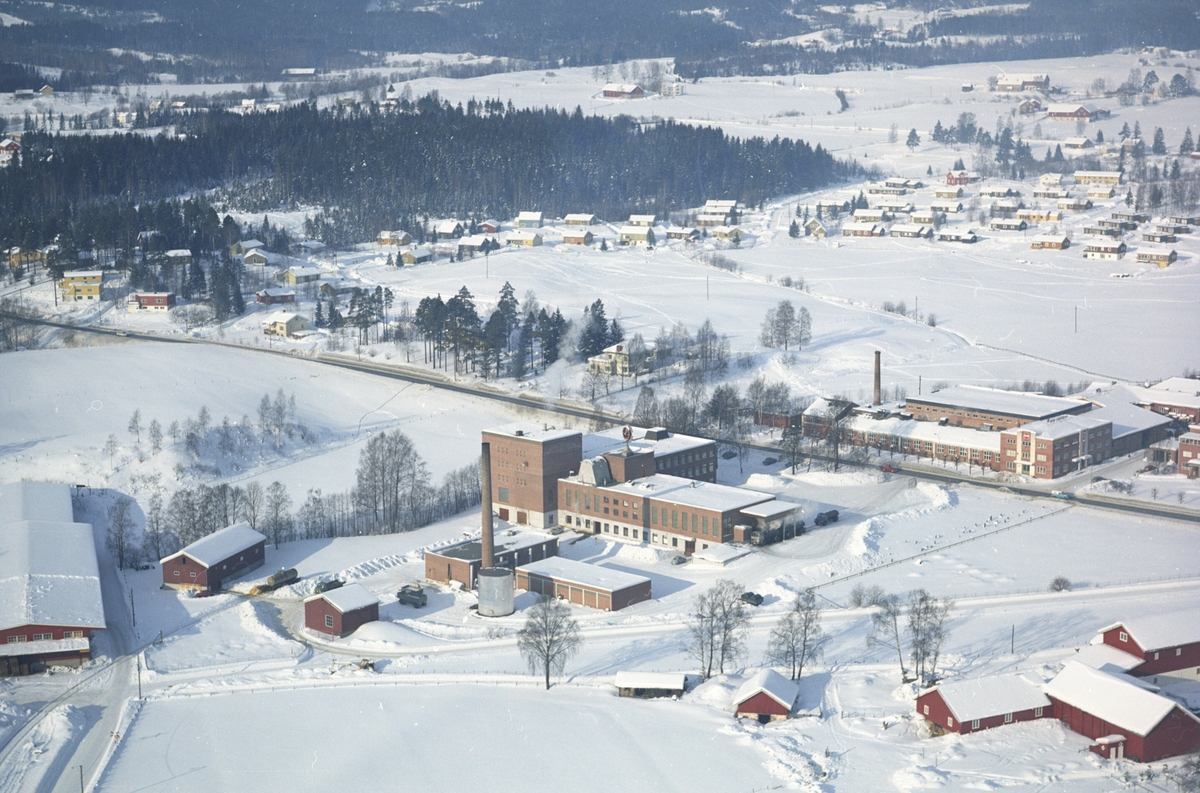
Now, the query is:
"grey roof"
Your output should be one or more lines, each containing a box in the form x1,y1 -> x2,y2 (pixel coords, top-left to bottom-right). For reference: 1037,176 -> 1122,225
582,427 -> 712,459
0,482 -> 105,632
907,385 -> 1089,420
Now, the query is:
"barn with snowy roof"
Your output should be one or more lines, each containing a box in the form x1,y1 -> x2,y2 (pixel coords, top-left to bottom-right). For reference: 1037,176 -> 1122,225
917,674 -> 1051,735
1094,616 -> 1200,685
734,669 -> 798,723
304,584 -> 380,638
161,522 -> 266,593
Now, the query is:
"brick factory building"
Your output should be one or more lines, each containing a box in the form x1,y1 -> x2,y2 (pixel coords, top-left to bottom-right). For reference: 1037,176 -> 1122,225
161,522 -> 266,592
998,415 -> 1113,478
904,385 -> 1092,430
304,583 -> 379,637
515,556 -> 651,611
425,531 -> 558,589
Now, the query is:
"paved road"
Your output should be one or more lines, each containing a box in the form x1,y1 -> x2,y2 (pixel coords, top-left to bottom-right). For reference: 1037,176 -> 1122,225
7,312 -> 1199,527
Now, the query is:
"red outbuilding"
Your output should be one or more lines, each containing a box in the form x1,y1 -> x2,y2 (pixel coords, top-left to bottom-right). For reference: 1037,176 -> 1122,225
1097,617 -> 1200,682
161,522 -> 266,593
734,669 -> 799,723
1045,661 -> 1200,762
133,291 -> 175,311
916,674 -> 1051,735
304,583 -> 380,637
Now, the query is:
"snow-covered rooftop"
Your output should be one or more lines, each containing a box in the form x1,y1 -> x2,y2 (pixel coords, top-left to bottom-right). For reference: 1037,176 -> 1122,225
842,412 -> 1002,452
739,500 -> 804,519
517,557 -> 650,593
690,544 -> 752,566
735,668 -> 798,710
906,385 -> 1089,419
1073,643 -> 1143,674
0,636 -> 90,658
1013,413 -> 1111,442
1083,385 -> 1173,440
1044,662 -> 1195,737
0,482 -> 105,632
1098,613 -> 1200,653
163,522 -> 265,567
305,582 -> 379,613
928,674 -> 1050,722
607,474 -> 773,513
484,422 -> 580,443
614,671 -> 687,691
582,427 -> 711,459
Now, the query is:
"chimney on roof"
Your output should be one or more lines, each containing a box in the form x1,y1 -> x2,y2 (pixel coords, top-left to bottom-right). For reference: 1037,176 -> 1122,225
514,429 -> 524,437
480,442 -> 494,570
873,350 -> 882,406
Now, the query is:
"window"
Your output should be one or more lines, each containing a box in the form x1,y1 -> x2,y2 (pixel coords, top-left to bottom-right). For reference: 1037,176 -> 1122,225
623,500 -> 629,508
632,530 -> 638,540
971,719 -> 980,730
190,572 -> 197,578
1154,652 -> 1159,660
622,527 -> 629,537
1177,648 -> 1183,656
672,537 -> 678,547
64,630 -> 83,639
33,633 -> 51,641
498,487 -> 509,503
8,635 -> 26,643
1034,707 -> 1043,718
1004,713 -> 1013,723
603,496 -> 610,504
671,510 -> 678,528
604,507 -> 609,514
325,615 -> 334,628
1119,631 -> 1128,642
947,717 -> 953,727
174,570 -> 180,576
923,705 -> 929,715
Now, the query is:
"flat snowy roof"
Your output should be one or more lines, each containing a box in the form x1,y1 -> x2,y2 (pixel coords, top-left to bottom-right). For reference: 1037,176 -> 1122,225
907,385 -> 1088,419
305,582 -> 379,613
607,475 -> 773,513
484,423 -> 581,443
582,427 -> 711,459
1014,414 -> 1111,441
0,482 -> 105,632
739,500 -> 803,519
1045,662 -> 1195,737
431,530 -> 557,563
163,522 -> 265,567
929,674 -> 1050,722
517,557 -> 649,592
842,413 -> 1002,452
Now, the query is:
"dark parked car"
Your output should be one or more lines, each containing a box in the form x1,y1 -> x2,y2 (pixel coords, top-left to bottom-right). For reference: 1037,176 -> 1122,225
740,592 -> 764,606
813,510 -> 840,526
397,584 -> 427,607
314,579 -> 344,594
670,555 -> 688,565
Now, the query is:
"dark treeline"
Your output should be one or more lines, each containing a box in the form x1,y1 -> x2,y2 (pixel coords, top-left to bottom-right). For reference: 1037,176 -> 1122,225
0,96 -> 846,251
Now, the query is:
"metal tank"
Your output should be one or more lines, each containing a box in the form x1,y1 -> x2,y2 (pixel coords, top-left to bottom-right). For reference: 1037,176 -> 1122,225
477,567 -> 515,617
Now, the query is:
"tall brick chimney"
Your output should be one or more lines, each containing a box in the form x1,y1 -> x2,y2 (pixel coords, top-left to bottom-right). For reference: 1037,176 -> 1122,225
873,350 -> 882,406
480,442 -> 494,569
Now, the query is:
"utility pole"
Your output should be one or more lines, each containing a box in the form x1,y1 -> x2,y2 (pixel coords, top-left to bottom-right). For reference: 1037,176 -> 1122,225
1011,625 -> 1015,654
1074,305 -> 1077,333
79,764 -> 84,793
706,276 -> 709,300
130,588 -> 135,630
919,375 -> 922,395
136,654 -> 142,700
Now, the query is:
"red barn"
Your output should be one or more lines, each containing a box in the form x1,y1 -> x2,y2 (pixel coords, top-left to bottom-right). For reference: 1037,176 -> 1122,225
161,522 -> 266,593
734,669 -> 798,723
946,169 -> 970,186
916,674 -> 1051,735
304,583 -> 379,637
602,83 -> 645,98
1097,616 -> 1200,683
1045,662 -> 1200,762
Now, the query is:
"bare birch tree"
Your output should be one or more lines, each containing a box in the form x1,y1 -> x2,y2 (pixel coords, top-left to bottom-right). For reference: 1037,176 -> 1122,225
105,496 -> 135,569
689,579 -> 748,679
240,481 -> 264,529
767,591 -> 825,679
518,596 -> 582,689
869,593 -> 909,682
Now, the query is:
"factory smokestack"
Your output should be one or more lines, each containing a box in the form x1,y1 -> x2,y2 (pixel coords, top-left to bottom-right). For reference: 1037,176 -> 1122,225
480,442 -> 494,569
873,351 -> 882,406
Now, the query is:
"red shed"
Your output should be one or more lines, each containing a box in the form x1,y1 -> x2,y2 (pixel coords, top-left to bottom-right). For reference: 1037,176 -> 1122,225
161,522 -> 266,592
1045,661 -> 1200,762
304,583 -> 379,637
916,674 -> 1050,735
734,669 -> 798,723
1098,616 -> 1200,682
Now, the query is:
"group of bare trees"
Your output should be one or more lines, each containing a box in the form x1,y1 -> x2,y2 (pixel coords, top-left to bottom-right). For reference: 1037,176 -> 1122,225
0,297 -> 39,352
760,300 -> 813,351
867,587 -> 954,685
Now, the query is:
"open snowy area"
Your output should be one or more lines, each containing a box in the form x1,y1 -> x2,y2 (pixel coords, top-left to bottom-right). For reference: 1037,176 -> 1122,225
2,39 -> 1199,793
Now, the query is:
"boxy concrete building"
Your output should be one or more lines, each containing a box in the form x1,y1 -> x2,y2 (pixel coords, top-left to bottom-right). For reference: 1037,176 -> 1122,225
515,556 -> 651,611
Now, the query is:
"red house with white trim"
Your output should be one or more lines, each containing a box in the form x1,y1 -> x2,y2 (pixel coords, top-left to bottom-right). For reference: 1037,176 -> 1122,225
946,170 -> 970,186
133,291 -> 175,311
734,669 -> 798,723
1097,616 -> 1200,683
916,674 -> 1051,735
303,583 -> 379,637
161,522 -> 266,593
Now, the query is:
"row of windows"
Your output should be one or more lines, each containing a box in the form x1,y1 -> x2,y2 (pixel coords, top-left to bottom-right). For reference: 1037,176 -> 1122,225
6,630 -> 83,643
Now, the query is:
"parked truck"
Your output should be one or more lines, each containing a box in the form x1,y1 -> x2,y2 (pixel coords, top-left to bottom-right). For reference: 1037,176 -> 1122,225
397,584 -> 427,607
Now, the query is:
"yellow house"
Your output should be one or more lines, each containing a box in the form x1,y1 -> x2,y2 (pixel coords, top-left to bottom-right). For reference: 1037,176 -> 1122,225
401,247 -> 433,265
618,226 -> 652,244
264,312 -> 309,338
506,231 -> 543,247
276,265 -> 323,285
711,226 -> 744,243
588,343 -> 632,377
378,230 -> 412,246
7,247 -> 42,270
230,239 -> 264,256
59,270 -> 104,302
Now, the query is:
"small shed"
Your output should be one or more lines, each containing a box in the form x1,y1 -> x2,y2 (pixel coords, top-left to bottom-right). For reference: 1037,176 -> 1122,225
615,671 -> 687,698
734,669 -> 798,723
916,674 -> 1050,735
516,557 -> 651,611
304,583 -> 380,637
161,522 -> 266,592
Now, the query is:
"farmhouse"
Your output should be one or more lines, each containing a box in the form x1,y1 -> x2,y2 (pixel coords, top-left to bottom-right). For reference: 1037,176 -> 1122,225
1047,103 -> 1107,121
628,214 -> 656,226
161,522 -> 266,593
132,291 -> 176,311
560,229 -> 594,245
516,557 -> 651,611
917,674 -> 1050,735
710,226 -> 743,243
890,223 -> 931,238
1087,185 -> 1116,199
588,343 -> 632,377
1063,137 -> 1092,150
377,230 -> 412,246
425,532 -> 559,589
910,209 -> 941,225
666,226 -> 700,241
615,671 -> 687,698
934,186 -> 963,199
619,226 -> 653,244
945,170 -> 970,186
402,247 -> 434,264
735,669 -> 798,723
602,83 -> 644,98
263,312 -> 309,338
230,239 -> 264,256
277,265 -> 322,285
255,288 -> 295,305
515,211 -> 544,228
1084,241 -> 1126,260
434,220 -> 464,238
1095,617 -> 1200,684
506,231 -> 542,247
804,219 -> 828,238
458,234 -> 500,253
6,247 -> 40,270
1031,234 -> 1070,250
59,270 -> 103,302
1045,662 -> 1200,762
165,249 -> 192,266
564,213 -> 598,226
1136,249 -> 1177,267
937,228 -> 977,243
244,249 -> 280,266
0,482 -> 106,676
1018,98 -> 1042,114
815,199 -> 849,216
304,584 -> 379,637
1074,170 -> 1122,185
842,221 -> 882,237
996,73 -> 1049,91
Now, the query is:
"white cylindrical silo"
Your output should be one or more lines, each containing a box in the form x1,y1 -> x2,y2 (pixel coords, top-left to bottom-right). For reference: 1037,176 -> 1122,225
477,567 -> 515,617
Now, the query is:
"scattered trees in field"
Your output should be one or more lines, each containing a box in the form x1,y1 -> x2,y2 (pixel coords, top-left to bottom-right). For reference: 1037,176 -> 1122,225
760,300 -> 812,351
689,579 -> 749,680
868,588 -> 954,684
767,591 -> 825,680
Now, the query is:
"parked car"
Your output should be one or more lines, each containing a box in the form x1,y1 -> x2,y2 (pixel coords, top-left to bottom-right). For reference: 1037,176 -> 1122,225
135,562 -> 155,571
670,555 -> 688,565
192,590 -> 213,598
740,592 -> 764,606
397,584 -> 427,607
1050,490 -> 1073,500
880,465 -> 898,473
1141,464 -> 1156,472
548,526 -> 565,535
762,457 -> 778,466
813,509 -> 840,526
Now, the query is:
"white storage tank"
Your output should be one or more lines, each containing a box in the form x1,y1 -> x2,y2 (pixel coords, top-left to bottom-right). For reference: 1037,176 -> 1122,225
477,567 -> 515,617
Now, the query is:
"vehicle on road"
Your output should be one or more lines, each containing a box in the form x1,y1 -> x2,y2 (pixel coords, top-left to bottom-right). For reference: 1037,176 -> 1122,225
740,592 -> 764,606
314,579 -> 344,594
397,584 -> 427,607
813,510 -> 840,526
881,465 -> 898,473
670,555 -> 688,565
1050,490 -> 1074,500
1141,464 -> 1156,472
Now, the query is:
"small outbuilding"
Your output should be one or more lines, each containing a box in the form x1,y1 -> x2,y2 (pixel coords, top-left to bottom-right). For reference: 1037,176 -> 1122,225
516,557 -> 650,611
304,583 -> 380,637
615,671 -> 688,698
734,669 -> 798,723
917,674 -> 1051,735
161,522 -> 266,592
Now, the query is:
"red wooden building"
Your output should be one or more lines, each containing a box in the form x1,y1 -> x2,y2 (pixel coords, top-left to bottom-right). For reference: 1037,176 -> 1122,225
161,522 -> 266,592
255,288 -> 296,305
602,83 -> 644,98
734,669 -> 799,723
916,674 -> 1051,735
1044,662 -> 1200,762
1097,617 -> 1200,683
133,291 -> 175,311
946,169 -> 970,186
304,583 -> 379,637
